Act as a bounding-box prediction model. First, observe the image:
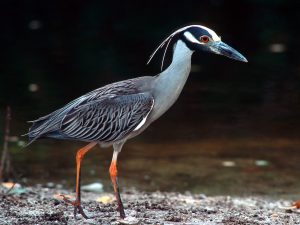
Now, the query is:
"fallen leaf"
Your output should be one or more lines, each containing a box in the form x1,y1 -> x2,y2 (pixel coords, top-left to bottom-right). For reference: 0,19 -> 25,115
2,182 -> 15,189
2,182 -> 21,189
96,195 -> 114,204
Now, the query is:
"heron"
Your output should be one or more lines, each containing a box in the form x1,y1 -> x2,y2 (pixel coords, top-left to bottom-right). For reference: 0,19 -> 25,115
26,25 -> 247,219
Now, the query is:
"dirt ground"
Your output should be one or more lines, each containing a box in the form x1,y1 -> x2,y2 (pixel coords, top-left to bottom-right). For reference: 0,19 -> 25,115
0,185 -> 300,225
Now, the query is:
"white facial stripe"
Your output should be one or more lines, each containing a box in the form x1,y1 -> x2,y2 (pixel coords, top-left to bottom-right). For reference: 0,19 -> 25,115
147,24 -> 221,69
172,25 -> 221,41
183,31 -> 201,44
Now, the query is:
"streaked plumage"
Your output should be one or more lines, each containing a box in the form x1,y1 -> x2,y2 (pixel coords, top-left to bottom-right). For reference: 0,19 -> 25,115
27,25 -> 247,219
28,77 -> 154,145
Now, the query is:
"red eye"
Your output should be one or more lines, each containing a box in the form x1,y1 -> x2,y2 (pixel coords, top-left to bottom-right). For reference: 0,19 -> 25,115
200,35 -> 209,43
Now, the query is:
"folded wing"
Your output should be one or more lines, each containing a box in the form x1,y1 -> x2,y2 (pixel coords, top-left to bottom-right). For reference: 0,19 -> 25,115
27,91 -> 154,144
61,92 -> 154,142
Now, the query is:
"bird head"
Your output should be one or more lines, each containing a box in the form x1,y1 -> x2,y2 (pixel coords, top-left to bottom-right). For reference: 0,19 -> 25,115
147,25 -> 247,70
181,25 -> 247,62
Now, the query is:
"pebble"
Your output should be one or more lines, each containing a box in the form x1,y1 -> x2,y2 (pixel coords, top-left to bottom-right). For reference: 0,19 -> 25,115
81,182 -> 104,193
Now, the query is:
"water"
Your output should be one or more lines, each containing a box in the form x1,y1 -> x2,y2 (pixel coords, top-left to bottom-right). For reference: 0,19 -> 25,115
4,74 -> 300,198
10,119 -> 300,198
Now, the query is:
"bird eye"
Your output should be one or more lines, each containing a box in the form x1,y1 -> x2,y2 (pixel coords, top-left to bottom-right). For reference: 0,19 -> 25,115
200,35 -> 210,43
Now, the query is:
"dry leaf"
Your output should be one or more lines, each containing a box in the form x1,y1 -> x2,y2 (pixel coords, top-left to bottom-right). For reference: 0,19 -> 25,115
96,195 -> 114,204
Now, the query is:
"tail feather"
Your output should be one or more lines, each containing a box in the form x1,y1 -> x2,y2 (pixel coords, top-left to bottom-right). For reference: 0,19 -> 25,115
26,114 -> 62,146
25,91 -> 90,146
28,119 -> 48,140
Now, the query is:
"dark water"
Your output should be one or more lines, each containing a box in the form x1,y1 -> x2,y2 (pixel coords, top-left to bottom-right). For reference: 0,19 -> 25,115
5,66 -> 300,198
9,115 -> 300,198
5,81 -> 300,198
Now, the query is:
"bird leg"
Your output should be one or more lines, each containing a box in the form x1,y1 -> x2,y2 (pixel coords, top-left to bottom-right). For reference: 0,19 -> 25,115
61,142 -> 97,219
109,143 -> 126,219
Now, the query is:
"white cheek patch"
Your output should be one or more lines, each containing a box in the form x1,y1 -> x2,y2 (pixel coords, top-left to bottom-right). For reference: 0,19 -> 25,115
183,31 -> 201,44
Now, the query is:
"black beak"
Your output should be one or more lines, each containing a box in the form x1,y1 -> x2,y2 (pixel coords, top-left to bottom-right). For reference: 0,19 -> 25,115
209,41 -> 248,62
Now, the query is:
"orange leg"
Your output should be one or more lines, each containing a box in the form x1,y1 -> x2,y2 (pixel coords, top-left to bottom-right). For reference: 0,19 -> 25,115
61,142 -> 97,219
109,144 -> 125,218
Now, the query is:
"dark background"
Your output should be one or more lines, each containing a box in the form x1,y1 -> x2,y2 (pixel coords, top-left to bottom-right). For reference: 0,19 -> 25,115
0,0 -> 300,195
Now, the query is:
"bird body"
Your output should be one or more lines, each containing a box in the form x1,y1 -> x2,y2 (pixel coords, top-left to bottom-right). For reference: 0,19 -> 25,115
28,40 -> 193,146
27,25 -> 247,219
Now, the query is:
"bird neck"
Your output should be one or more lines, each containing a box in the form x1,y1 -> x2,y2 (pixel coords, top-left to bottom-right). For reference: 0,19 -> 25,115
151,40 -> 193,120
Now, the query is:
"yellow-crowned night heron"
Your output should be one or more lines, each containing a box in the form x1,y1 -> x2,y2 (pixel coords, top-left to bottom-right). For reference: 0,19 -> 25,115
27,25 -> 247,219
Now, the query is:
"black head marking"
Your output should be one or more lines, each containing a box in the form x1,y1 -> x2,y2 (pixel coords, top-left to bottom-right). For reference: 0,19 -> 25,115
183,26 -> 213,40
147,25 -> 220,70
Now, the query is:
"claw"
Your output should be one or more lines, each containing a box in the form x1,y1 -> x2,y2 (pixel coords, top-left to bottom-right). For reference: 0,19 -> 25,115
60,194 -> 79,206
60,194 -> 89,219
74,205 -> 89,219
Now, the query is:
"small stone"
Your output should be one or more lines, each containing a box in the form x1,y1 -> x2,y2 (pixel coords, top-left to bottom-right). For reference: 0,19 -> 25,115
195,194 -> 207,199
222,161 -> 236,167
285,209 -> 293,213
82,182 -> 103,193
255,160 -> 269,167
46,182 -> 55,188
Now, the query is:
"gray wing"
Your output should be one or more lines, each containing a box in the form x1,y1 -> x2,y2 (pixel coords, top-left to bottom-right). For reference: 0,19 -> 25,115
60,92 -> 154,142
27,77 -> 154,145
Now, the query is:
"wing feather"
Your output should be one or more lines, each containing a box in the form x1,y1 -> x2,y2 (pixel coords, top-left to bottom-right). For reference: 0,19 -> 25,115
26,77 -> 154,145
61,92 -> 154,142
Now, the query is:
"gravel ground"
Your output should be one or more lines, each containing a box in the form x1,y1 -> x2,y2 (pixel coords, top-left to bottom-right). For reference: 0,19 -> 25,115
0,185 -> 300,225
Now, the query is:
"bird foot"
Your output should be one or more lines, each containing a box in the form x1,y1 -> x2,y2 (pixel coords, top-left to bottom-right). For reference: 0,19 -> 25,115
292,199 -> 300,209
118,206 -> 126,219
60,194 -> 89,219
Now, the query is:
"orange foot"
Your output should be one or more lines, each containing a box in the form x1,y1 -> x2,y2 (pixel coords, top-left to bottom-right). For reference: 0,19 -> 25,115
292,199 -> 300,209
60,194 -> 89,219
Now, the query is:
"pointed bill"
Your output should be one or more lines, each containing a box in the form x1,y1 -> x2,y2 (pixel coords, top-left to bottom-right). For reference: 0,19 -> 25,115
210,41 -> 248,62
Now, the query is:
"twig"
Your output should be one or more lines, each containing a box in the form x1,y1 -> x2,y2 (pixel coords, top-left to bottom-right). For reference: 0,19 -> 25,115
0,106 -> 11,181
